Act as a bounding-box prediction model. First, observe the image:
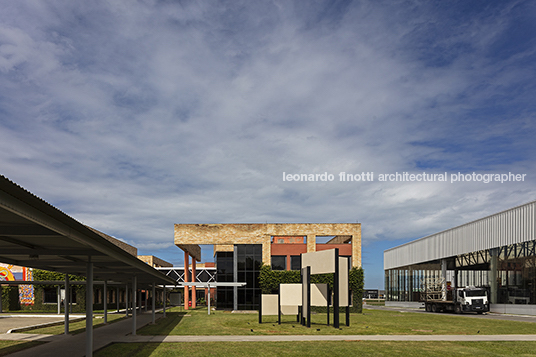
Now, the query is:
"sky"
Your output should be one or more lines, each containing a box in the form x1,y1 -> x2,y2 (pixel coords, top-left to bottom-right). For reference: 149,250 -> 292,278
1,0 -> 535,289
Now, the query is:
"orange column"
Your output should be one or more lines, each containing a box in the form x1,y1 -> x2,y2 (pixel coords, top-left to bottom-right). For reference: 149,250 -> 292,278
184,251 -> 189,310
192,259 -> 196,308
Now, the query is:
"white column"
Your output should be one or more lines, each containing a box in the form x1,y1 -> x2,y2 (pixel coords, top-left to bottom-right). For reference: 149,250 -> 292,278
132,276 -> 137,336
125,284 -> 129,317
64,274 -> 70,335
163,287 -> 166,318
103,281 -> 108,324
86,260 -> 94,357
57,285 -> 61,314
152,283 -> 156,324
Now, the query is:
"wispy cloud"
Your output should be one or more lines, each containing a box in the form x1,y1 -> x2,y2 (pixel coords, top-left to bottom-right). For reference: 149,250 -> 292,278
1,1 -> 535,284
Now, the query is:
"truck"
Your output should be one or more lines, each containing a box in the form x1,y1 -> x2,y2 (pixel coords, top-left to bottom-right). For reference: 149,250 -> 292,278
421,278 -> 489,314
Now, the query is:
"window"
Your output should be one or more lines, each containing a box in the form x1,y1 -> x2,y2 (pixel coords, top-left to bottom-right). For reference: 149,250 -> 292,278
43,288 -> 58,304
237,244 -> 262,310
290,255 -> 301,270
271,256 -> 286,270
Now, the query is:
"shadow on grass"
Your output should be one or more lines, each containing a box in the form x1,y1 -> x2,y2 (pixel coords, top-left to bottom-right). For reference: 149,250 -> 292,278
0,341 -> 46,357
138,311 -> 187,335
95,342 -> 162,357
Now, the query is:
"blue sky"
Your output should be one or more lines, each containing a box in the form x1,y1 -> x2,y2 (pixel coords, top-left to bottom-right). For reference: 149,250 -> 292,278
1,0 -> 535,289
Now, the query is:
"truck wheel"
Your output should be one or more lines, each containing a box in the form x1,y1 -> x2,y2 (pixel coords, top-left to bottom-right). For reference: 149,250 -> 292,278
425,303 -> 432,312
431,304 -> 437,313
454,304 -> 462,314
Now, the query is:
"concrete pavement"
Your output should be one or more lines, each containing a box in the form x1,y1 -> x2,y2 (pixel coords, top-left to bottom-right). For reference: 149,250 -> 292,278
0,314 -> 86,334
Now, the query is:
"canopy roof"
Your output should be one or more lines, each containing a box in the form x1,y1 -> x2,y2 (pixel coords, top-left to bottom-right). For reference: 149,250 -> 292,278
0,175 -> 176,286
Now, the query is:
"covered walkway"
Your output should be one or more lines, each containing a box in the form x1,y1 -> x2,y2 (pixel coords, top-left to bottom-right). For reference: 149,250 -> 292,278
0,175 -> 176,355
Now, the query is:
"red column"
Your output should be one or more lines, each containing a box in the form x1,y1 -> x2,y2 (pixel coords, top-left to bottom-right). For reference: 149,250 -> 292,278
287,254 -> 291,270
192,259 -> 197,308
184,251 -> 189,310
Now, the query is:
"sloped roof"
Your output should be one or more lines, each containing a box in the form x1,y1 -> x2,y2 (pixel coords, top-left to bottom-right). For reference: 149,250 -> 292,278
0,175 -> 175,285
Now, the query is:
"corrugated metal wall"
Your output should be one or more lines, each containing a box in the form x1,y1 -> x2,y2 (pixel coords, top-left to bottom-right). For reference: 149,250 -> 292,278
384,200 -> 536,270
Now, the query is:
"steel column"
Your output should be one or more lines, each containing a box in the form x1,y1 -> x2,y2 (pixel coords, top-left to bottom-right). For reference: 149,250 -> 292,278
125,283 -> 129,317
334,248 -> 339,328
184,251 -> 189,310
152,283 -> 156,324
163,287 -> 166,318
192,260 -> 197,308
132,276 -> 137,336
64,274 -> 70,335
86,259 -> 93,357
103,281 -> 108,324
57,285 -> 61,314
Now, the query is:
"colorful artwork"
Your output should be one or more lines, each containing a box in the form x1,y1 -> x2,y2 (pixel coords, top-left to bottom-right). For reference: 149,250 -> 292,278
0,264 -> 34,305
0,264 -> 16,281
20,267 -> 34,305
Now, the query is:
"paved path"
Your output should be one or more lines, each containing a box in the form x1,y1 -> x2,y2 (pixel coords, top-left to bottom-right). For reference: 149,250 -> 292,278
3,311 -> 158,357
0,314 -> 86,334
364,305 -> 536,324
0,316 -> 65,334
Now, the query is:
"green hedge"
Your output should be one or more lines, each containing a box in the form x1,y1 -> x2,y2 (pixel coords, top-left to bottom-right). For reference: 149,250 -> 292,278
1,285 -> 21,311
3,269 -> 160,312
258,264 -> 364,313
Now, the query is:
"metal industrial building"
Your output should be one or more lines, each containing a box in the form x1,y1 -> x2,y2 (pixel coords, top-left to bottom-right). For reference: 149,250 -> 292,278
384,200 -> 536,315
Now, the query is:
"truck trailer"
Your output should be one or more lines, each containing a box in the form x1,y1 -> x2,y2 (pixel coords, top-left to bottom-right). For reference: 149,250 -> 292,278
421,278 -> 489,314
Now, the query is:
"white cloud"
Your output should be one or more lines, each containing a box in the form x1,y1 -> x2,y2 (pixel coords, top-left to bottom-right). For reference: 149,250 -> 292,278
0,1 -> 535,287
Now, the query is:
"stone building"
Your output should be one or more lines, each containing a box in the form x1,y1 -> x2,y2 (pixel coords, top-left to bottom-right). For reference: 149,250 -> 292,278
175,223 -> 361,310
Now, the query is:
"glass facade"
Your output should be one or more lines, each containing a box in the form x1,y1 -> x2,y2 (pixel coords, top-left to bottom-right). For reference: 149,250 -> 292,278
215,244 -> 262,310
216,251 -> 234,309
236,244 -> 262,310
385,240 -> 536,305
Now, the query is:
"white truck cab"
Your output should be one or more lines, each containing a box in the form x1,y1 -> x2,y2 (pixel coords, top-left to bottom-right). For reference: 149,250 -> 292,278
455,286 -> 489,314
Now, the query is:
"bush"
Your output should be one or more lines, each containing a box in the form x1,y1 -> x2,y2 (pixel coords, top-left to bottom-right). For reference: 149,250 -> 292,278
1,285 -> 21,311
258,264 -> 364,312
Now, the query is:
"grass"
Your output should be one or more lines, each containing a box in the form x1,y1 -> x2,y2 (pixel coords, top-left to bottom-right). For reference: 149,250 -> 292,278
94,341 -> 536,357
138,307 -> 536,336
0,341 -> 45,356
20,313 -> 127,335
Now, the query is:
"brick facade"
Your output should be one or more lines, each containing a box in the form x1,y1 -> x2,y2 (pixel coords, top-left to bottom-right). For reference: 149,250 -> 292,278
174,223 -> 361,267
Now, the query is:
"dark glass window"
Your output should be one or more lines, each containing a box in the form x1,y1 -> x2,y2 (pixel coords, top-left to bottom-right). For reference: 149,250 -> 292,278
271,256 -> 286,270
237,244 -> 262,310
215,245 -> 262,310
216,252 -> 235,308
43,288 -> 57,303
290,255 -> 301,270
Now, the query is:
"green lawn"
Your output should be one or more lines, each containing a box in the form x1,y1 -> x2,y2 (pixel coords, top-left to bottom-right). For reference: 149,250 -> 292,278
20,313 -> 127,335
138,307 -> 536,336
0,341 -> 45,357
95,341 -> 536,357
